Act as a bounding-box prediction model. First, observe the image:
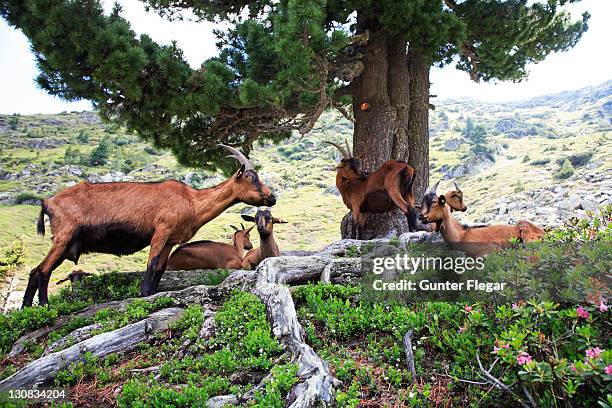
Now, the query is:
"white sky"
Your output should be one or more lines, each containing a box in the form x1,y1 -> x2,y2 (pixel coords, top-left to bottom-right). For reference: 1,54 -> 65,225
0,0 -> 609,114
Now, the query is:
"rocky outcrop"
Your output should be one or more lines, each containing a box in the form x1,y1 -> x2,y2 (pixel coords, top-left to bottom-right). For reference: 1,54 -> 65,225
439,153 -> 495,179
484,170 -> 611,227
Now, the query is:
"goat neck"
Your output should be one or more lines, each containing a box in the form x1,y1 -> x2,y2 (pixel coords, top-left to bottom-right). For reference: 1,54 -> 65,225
232,233 -> 247,258
440,205 -> 466,243
259,232 -> 280,258
192,178 -> 237,226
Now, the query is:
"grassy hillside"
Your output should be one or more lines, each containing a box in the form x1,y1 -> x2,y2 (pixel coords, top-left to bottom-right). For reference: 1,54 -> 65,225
0,81 -> 610,299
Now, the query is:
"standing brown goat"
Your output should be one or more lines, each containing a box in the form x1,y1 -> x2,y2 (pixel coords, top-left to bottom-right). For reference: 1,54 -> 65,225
241,209 -> 287,269
165,224 -> 254,271
325,140 -> 417,238
418,190 -> 544,257
25,145 -> 276,307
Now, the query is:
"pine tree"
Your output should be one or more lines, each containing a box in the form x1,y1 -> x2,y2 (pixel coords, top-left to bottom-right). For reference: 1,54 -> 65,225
89,137 -> 111,166
0,0 -> 589,234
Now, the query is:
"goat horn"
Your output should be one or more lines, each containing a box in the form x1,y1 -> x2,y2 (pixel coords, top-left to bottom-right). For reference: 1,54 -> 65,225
323,141 -> 350,159
453,181 -> 462,191
344,138 -> 353,157
241,223 -> 245,230
219,144 -> 253,170
230,225 -> 239,231
430,181 -> 440,194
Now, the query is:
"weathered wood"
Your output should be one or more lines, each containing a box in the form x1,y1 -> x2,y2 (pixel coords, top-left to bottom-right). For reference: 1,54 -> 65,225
254,256 -> 342,407
0,308 -> 185,391
9,284 -> 225,358
256,256 -> 362,286
42,322 -> 103,357
403,330 -> 418,382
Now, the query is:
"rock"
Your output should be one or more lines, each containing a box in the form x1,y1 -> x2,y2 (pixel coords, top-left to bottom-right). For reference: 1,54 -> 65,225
498,204 -> 508,214
495,119 -> 514,132
568,195 -> 581,209
535,207 -> 558,217
398,231 -> 443,244
580,199 -> 598,212
207,395 -> 238,408
371,244 -> 400,258
438,153 -> 495,179
441,138 -> 465,151
558,199 -> 574,212
62,165 -> 82,177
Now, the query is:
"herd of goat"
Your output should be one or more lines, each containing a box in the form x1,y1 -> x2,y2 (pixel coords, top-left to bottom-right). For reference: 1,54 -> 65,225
21,142 -> 544,308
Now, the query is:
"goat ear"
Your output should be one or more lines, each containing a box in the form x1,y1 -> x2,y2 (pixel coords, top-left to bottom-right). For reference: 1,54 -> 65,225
438,195 -> 446,206
272,217 -> 288,224
236,164 -> 246,179
241,214 -> 255,222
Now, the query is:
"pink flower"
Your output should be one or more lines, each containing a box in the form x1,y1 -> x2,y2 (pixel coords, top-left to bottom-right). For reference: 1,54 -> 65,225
458,326 -> 465,333
586,347 -> 603,359
512,303 -> 519,310
599,302 -> 608,312
464,305 -> 473,312
517,351 -> 532,365
576,306 -> 589,319
605,365 -> 612,375
493,346 -> 499,354
570,364 -> 577,372
503,343 -> 510,349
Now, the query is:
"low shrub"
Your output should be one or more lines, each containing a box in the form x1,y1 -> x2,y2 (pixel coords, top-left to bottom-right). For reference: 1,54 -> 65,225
554,158 -> 574,179
557,151 -> 593,167
13,192 -> 42,204
530,158 -> 550,166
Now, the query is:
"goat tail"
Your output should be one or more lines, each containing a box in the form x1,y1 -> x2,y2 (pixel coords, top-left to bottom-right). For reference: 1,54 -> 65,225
405,168 -> 416,191
37,201 -> 47,236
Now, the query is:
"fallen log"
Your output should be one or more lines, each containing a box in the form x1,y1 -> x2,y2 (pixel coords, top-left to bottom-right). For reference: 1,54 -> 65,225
9,284 -> 226,358
0,308 -> 185,391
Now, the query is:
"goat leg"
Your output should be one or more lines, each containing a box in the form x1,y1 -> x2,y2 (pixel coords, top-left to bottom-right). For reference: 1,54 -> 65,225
407,207 -> 418,232
37,273 -> 51,306
151,245 -> 173,292
142,234 -> 169,296
22,268 -> 39,308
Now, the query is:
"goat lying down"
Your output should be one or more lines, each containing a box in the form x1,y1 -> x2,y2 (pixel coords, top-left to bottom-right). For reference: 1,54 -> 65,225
241,209 -> 287,269
419,190 -> 544,257
25,145 -> 276,307
166,224 -> 254,271
422,181 -> 468,232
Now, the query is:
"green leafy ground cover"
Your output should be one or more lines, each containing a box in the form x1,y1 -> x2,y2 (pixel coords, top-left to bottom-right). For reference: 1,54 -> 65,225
293,209 -> 611,407
1,290 -> 298,408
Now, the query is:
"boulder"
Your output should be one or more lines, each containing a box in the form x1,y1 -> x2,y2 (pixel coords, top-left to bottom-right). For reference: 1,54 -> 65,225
441,138 -> 465,151
580,199 -> 598,212
495,119 -> 514,132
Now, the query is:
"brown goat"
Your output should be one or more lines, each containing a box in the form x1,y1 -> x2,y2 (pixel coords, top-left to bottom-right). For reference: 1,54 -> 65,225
241,209 -> 287,269
24,145 -> 276,307
325,140 -> 417,238
418,190 -> 545,257
56,270 -> 92,286
424,181 -> 468,232
166,224 -> 254,271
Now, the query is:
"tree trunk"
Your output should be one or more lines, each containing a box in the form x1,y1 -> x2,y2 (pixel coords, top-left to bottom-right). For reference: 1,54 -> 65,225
341,24 -> 430,239
407,48 -> 431,201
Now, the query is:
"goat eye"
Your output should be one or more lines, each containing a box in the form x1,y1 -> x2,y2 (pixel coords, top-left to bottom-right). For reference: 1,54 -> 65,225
247,175 -> 254,181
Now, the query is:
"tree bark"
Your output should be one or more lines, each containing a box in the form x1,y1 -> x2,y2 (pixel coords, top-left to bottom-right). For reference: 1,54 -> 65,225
342,22 -> 430,238
407,48 -> 431,201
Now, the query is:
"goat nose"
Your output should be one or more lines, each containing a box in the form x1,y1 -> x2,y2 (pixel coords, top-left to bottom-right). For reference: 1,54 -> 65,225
267,194 -> 277,206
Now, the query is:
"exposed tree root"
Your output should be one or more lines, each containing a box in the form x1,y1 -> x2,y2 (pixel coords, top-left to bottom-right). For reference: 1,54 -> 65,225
0,308 -> 185,391
4,238 -> 388,406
